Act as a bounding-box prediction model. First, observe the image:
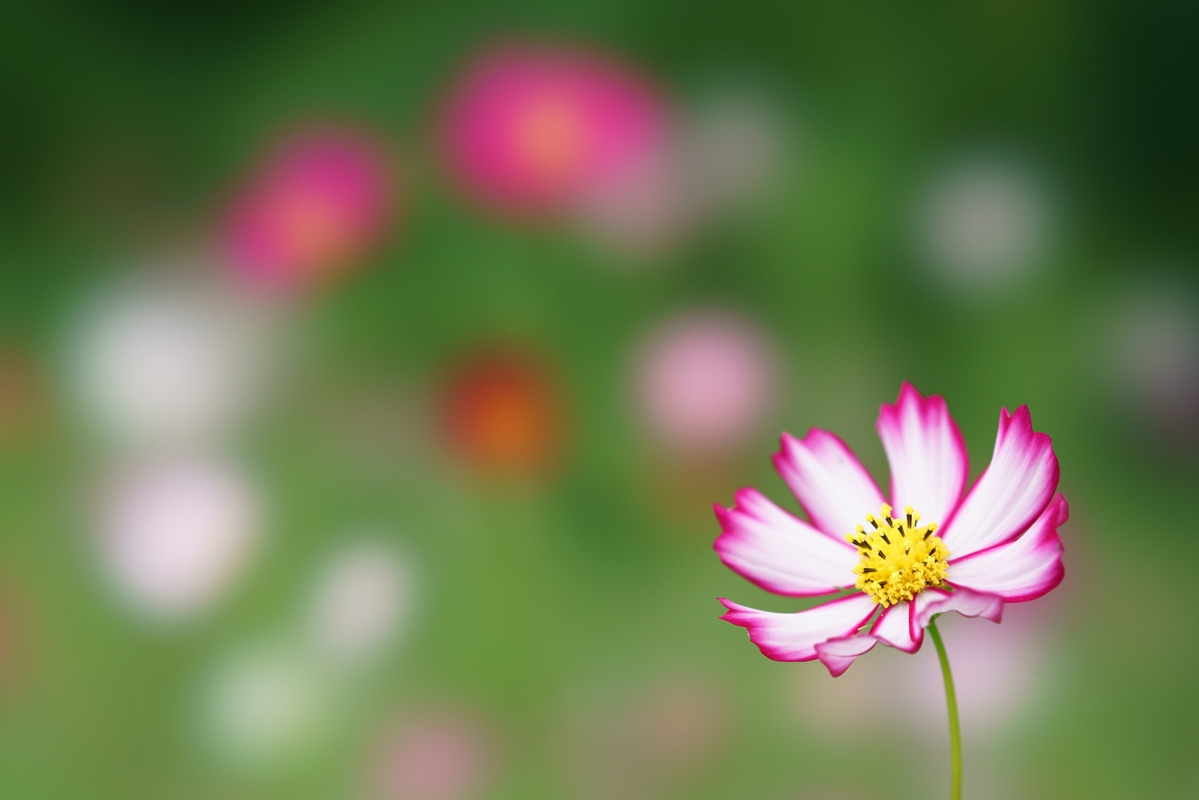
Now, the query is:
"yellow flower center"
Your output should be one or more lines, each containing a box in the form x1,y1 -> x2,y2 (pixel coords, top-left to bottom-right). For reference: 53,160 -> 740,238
845,504 -> 949,607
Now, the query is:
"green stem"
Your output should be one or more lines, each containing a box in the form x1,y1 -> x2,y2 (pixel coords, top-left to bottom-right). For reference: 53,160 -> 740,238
928,617 -> 962,800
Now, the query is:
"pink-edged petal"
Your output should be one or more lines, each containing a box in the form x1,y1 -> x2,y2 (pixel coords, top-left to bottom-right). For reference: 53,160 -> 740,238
815,634 -> 878,677
774,430 -> 886,539
719,593 -> 877,662
938,405 -> 1059,559
869,600 -> 922,653
948,494 -> 1067,602
876,382 -> 968,529
910,587 -> 1004,638
714,488 -> 858,597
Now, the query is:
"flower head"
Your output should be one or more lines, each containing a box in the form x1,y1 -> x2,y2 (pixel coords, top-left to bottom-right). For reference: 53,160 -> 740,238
439,347 -> 566,475
715,383 -> 1065,676
439,42 -> 668,217
222,126 -> 395,291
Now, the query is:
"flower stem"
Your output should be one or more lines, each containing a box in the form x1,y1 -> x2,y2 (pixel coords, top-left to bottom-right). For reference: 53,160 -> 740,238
928,617 -> 961,800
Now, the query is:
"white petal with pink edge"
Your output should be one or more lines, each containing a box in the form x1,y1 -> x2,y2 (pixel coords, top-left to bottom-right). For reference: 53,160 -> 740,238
714,488 -> 859,597
947,494 -> 1067,601
815,634 -> 878,677
774,430 -> 885,539
876,382 -> 968,529
868,600 -> 923,652
910,588 -> 1004,640
938,405 -> 1059,559
719,593 -> 877,662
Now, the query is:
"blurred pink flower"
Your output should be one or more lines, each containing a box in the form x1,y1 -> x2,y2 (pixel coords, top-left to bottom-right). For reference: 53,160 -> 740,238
439,41 -> 668,217
717,383 -> 1066,676
222,126 -> 395,290
96,455 -> 263,620
369,707 -> 495,800
634,311 -> 778,454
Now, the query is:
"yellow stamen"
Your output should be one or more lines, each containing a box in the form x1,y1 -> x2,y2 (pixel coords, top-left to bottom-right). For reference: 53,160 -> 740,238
845,504 -> 949,607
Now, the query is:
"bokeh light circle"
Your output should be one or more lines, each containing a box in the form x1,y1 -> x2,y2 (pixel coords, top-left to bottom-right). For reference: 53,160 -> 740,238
70,274 -> 275,447
198,643 -> 329,768
440,42 -> 668,217
307,537 -> 414,668
632,311 -> 779,454
439,347 -> 566,474
95,455 -> 263,620
1103,280 -> 1199,440
222,126 -> 396,292
368,707 -> 495,800
915,154 -> 1055,294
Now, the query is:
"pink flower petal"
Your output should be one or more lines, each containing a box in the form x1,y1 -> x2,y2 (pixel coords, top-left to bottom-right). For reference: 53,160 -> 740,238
718,594 -> 877,662
868,600 -> 922,653
947,494 -> 1067,601
773,430 -> 885,539
910,587 -> 1004,639
714,488 -> 858,597
938,405 -> 1059,559
875,382 -> 968,529
814,634 -> 878,677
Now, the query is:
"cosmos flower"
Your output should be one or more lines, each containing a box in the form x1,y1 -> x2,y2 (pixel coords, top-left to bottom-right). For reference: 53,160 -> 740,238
716,383 -> 1065,676
71,272 -> 275,447
222,126 -> 395,291
306,537 -> 414,668
96,454 -> 263,621
632,310 -> 778,455
439,41 -> 668,216
198,642 -> 329,767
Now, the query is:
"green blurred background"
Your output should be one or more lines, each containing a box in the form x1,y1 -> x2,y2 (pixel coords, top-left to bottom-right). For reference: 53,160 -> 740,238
1,1 -> 1198,799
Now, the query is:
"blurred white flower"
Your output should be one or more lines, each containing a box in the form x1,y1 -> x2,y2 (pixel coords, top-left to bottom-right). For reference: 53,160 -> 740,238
916,155 -> 1055,294
307,538 -> 414,668
198,643 -> 329,768
70,272 -> 277,447
95,455 -> 262,620
680,88 -> 788,217
1103,281 -> 1199,437
632,311 -> 779,454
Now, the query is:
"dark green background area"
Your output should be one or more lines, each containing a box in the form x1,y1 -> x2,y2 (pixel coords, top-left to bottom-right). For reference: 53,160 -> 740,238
1,1 -> 1197,798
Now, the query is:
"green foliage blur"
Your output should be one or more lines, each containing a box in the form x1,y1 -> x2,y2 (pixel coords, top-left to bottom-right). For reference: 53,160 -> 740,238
1,1 -> 1198,799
